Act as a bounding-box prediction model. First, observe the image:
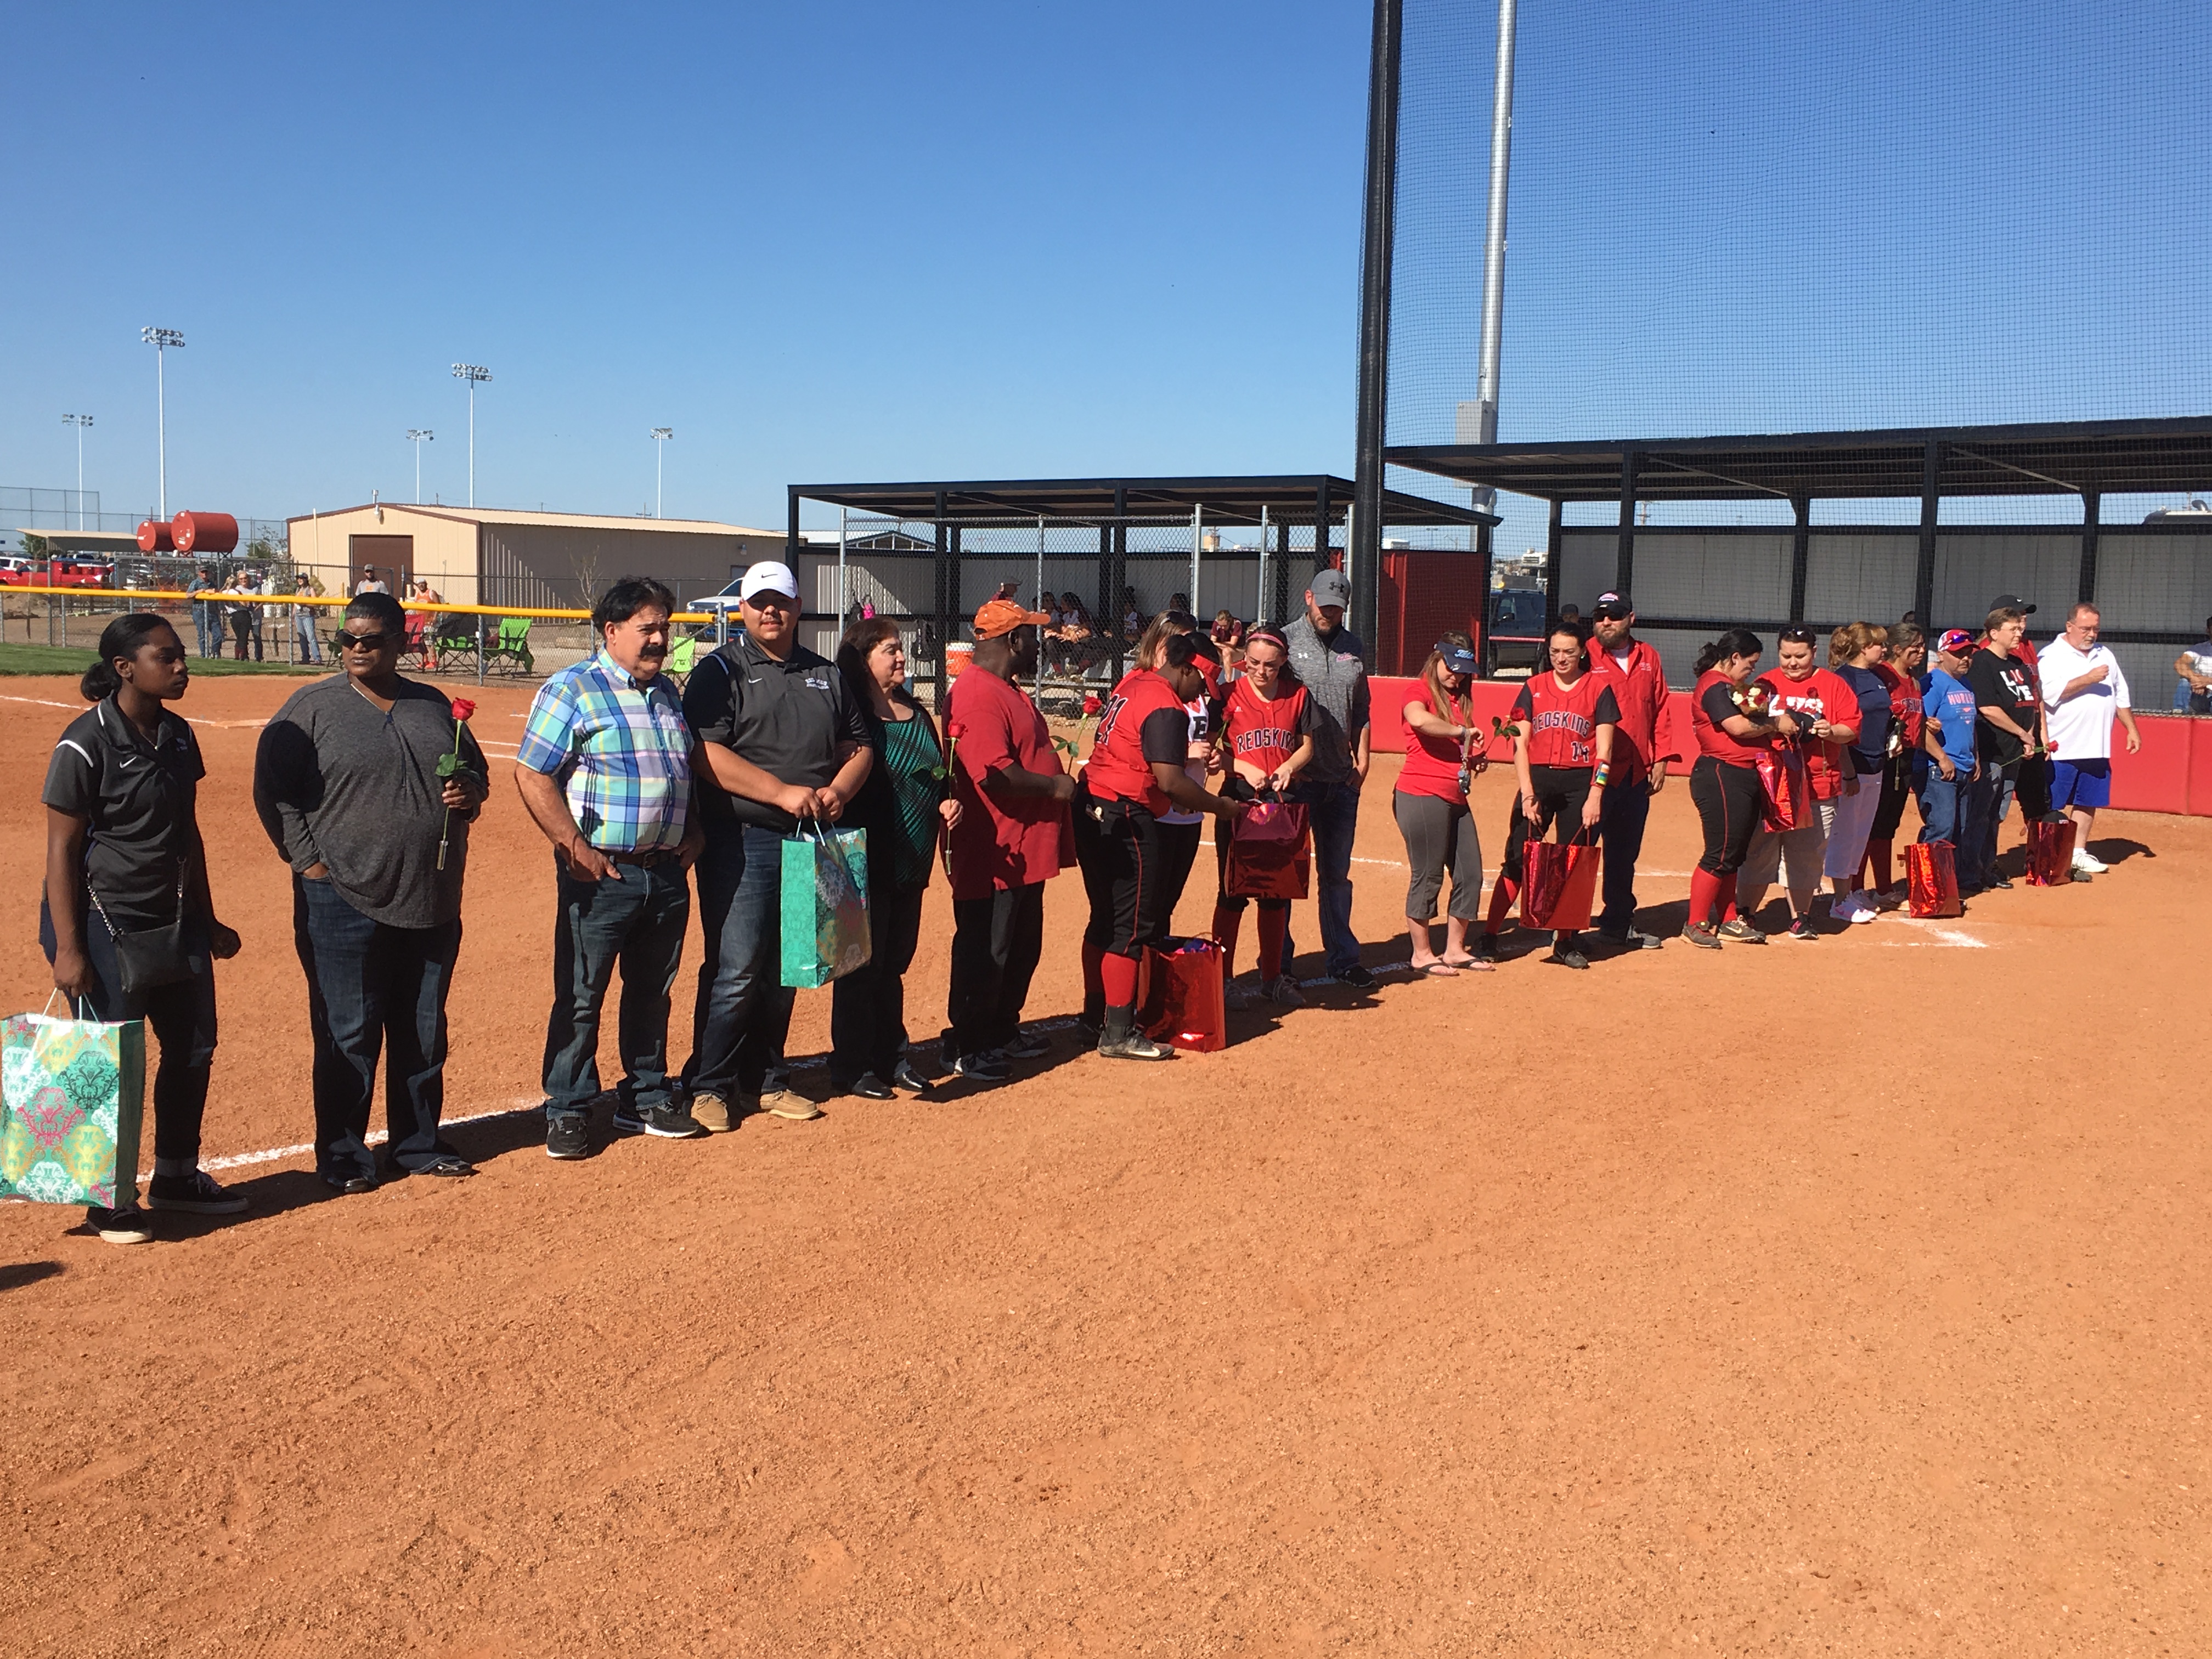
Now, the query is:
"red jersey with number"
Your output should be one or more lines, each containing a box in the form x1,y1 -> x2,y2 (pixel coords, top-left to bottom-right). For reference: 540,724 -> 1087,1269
1080,669 -> 1187,812
1510,672 -> 1622,769
1222,676 -> 1312,781
1757,667 -> 1858,799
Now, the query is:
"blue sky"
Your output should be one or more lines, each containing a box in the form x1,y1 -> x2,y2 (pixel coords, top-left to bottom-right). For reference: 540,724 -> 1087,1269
4,1 -> 2206,549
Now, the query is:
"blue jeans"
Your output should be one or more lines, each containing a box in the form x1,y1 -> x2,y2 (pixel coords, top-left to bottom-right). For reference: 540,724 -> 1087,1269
1594,777 -> 1654,936
1966,771 -> 2008,887
1285,778 -> 1362,975
684,825 -> 796,1104
295,612 -> 323,664
191,600 -> 222,658
1919,769 -> 1989,884
295,877 -> 462,1180
542,856 -> 691,1121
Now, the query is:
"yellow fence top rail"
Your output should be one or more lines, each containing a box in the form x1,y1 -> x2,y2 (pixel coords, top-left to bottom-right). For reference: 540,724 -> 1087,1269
3,585 -> 719,624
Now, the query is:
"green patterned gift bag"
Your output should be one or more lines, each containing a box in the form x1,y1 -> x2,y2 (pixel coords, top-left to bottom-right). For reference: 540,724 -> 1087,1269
1,1000 -> 147,1209
779,822 -> 871,989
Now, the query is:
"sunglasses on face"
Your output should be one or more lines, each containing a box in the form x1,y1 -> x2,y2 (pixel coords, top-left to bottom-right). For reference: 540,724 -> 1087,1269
334,630 -> 391,651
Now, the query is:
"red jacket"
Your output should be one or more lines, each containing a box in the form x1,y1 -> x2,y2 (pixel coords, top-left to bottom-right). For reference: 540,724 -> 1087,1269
1584,636 -> 1680,785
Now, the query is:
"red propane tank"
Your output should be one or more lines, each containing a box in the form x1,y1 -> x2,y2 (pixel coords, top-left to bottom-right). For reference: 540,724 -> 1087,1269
136,520 -> 177,552
171,511 -> 239,555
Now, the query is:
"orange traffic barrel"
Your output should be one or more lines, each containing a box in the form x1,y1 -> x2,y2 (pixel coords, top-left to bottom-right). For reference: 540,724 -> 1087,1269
136,520 -> 176,552
172,511 -> 239,555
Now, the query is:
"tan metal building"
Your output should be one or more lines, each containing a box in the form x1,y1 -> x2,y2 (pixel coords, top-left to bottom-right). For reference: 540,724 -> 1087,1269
284,504 -> 787,608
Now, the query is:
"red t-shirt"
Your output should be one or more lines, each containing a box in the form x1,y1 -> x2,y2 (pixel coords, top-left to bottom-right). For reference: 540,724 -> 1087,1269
1691,670 -> 1767,768
1583,637 -> 1678,784
944,664 -> 1075,900
1222,676 -> 1316,785
1509,672 -> 1622,770
1757,667 -> 1858,799
1080,669 -> 1189,812
1397,685 -> 1477,800
1874,661 -> 1923,747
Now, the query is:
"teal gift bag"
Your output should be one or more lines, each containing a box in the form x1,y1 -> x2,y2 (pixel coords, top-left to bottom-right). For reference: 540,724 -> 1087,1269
1,996 -> 147,1209
780,821 -> 872,988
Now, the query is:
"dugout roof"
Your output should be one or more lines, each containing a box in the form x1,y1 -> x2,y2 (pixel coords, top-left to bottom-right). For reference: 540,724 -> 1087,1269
1386,416 -> 2212,504
789,475 -> 1498,528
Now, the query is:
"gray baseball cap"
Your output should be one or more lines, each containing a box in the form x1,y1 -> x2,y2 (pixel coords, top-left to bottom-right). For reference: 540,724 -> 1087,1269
1309,567 -> 1351,607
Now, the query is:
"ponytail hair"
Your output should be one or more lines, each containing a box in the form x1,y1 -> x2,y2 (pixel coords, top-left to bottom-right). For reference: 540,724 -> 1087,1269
1693,628 -> 1764,677
82,612 -> 176,702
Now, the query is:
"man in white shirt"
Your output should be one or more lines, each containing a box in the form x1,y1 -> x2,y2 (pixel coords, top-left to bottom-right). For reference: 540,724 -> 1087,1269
2176,619 -> 2212,715
2039,602 -> 2140,875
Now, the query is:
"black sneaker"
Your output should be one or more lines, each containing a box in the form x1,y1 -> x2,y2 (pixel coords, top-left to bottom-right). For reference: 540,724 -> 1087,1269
613,1102 -> 707,1138
321,1171 -> 377,1195
844,1074 -> 896,1101
1681,922 -> 1723,951
1097,1009 -> 1174,1061
945,1049 -> 1009,1084
545,1116 -> 592,1160
86,1205 -> 153,1245
1985,875 -> 2013,890
1546,945 -> 1590,969
1786,916 -> 1818,942
1472,933 -> 1500,963
416,1156 -> 476,1178
890,1059 -> 931,1093
1332,964 -> 1379,990
1002,1030 -> 1051,1062
146,1169 -> 249,1214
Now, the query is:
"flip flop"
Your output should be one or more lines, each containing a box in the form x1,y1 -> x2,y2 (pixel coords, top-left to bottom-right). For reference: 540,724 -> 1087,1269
1440,956 -> 1494,972
1419,962 -> 1459,977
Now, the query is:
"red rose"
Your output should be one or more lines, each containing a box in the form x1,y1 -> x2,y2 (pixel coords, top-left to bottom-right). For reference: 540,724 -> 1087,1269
450,698 -> 477,721
1082,693 -> 1103,716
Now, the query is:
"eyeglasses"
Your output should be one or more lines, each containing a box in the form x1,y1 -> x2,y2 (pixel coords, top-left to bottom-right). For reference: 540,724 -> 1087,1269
333,630 -> 390,651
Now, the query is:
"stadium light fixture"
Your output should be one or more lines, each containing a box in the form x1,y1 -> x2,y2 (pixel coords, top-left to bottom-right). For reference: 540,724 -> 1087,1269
407,429 -> 435,504
452,364 -> 492,506
142,327 -> 185,520
63,414 -> 94,529
652,427 -> 673,518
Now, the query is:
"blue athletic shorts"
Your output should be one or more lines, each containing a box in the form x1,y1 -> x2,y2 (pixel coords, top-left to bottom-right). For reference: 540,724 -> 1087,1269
2049,757 -> 2111,809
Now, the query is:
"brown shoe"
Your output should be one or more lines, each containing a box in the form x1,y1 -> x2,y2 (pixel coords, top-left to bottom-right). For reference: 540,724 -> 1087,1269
764,1096 -> 823,1121
689,1092 -> 735,1133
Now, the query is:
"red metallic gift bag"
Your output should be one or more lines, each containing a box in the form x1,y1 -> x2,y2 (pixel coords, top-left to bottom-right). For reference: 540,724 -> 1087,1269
1140,937 -> 1227,1053
1520,836 -> 1601,932
1224,800 -> 1311,900
2026,816 -> 2077,886
1905,840 -> 1962,917
1754,746 -> 1812,832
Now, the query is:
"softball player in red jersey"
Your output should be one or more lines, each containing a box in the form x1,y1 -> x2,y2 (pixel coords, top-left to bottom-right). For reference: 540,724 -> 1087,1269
1208,628 -> 1316,1008
1683,629 -> 1804,948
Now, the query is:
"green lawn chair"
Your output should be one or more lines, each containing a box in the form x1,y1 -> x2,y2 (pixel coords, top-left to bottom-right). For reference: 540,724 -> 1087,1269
431,613 -> 481,672
665,633 -> 698,685
486,616 -> 535,675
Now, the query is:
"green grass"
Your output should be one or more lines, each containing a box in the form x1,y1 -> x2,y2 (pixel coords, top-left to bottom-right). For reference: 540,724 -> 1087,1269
0,642 -> 325,678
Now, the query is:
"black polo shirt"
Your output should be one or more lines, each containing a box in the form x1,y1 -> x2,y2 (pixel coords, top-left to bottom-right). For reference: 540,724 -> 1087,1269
42,697 -> 205,928
682,633 -> 870,833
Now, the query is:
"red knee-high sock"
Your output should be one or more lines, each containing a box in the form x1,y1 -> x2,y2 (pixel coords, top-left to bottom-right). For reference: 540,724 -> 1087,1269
1101,951 -> 1140,1008
1485,873 -> 1519,932
1081,939 -> 1105,1005
1211,903 -> 1242,979
1257,907 -> 1288,980
1719,872 -> 1740,923
1689,868 -> 1723,927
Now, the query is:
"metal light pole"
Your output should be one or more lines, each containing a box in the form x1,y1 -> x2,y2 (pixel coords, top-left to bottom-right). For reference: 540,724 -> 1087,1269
452,364 -> 491,506
1470,0 -> 1521,503
142,328 -> 185,520
407,430 -> 434,504
1349,0 -> 1403,637
63,414 -> 93,528
652,427 -> 673,517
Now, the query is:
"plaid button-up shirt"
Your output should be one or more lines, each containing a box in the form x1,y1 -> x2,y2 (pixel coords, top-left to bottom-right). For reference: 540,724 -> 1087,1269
517,651 -> 692,853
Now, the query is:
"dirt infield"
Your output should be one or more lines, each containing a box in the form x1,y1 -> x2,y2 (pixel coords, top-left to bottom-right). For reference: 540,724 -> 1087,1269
3,671 -> 2207,1656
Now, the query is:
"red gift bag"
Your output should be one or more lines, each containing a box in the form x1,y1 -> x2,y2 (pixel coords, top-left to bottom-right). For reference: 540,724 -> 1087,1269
1225,800 -> 1311,900
1521,836 -> 1602,931
2026,816 -> 2076,887
1905,840 -> 1962,917
1140,936 -> 1227,1053
1754,746 -> 1812,832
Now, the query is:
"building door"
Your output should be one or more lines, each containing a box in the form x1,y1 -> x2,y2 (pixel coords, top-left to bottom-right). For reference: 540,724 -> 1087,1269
349,534 -> 414,589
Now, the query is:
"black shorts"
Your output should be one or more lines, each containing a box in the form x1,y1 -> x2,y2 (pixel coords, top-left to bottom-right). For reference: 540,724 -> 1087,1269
1073,789 -> 1176,960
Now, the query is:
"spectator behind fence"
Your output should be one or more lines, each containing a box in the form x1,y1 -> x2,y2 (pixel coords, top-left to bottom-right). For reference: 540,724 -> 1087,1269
829,617 -> 958,1099
2176,618 -> 2212,714
2038,602 -> 2140,877
681,560 -> 872,1125
1280,567 -> 1375,989
291,569 -> 326,664
355,567 -> 388,596
253,591 -> 489,1192
185,566 -> 224,659
515,577 -> 706,1160
41,613 -> 246,1243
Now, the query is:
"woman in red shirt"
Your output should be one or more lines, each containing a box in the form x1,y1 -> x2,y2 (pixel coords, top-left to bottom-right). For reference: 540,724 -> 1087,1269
1858,620 -> 1927,904
1392,633 -> 1489,974
1684,628 -> 1804,949
1479,626 -> 1618,969
1208,628 -> 1316,1008
1736,624 -> 1860,940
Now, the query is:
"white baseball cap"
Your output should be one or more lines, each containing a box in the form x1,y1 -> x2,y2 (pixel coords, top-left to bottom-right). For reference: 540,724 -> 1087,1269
738,561 -> 799,603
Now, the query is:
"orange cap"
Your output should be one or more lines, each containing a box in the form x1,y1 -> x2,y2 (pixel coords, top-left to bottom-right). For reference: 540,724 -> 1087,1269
973,599 -> 1051,640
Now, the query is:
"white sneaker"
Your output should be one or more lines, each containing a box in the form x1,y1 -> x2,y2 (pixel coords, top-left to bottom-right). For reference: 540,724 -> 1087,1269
2073,850 -> 2108,874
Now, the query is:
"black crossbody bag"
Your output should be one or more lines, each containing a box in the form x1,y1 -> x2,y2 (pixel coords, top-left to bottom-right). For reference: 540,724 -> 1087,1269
86,866 -> 198,996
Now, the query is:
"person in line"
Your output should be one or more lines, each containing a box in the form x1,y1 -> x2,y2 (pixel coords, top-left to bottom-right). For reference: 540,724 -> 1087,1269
1207,625 -> 1316,1006
184,566 -> 222,659
1280,568 -> 1375,989
943,600 -> 1076,1081
1480,625 -> 1618,969
681,561 -> 872,1120
2172,617 -> 2212,714
1966,605 -> 2045,889
1131,612 -> 1216,981
1393,634 -> 1487,975
1917,631 -> 1985,884
41,614 -> 246,1243
1583,591 -> 1678,949
253,592 -> 489,1192
1683,629 -> 1802,949
828,617 -> 958,1099
1856,622 -> 1927,904
516,578 -> 707,1159
1822,623 -> 1894,925
1074,632 -> 1246,1059
2038,602 -> 2141,876
1737,624 -> 1858,940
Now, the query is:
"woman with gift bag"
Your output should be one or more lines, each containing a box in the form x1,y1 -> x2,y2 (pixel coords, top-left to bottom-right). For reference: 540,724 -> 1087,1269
1737,625 -> 1860,940
1825,622 -> 1896,925
1393,633 -> 1490,976
828,618 -> 958,1098
1683,629 -> 1805,949
1477,627 -> 1618,969
1856,622 -> 1927,905
1207,627 -> 1316,1009
38,614 -> 245,1243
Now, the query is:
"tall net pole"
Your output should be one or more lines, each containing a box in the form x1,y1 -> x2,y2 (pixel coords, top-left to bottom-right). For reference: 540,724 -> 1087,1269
1472,0 -> 1520,504
1350,0 -> 1403,642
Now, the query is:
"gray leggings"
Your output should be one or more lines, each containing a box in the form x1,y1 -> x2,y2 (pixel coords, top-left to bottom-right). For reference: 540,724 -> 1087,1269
1392,790 -> 1484,922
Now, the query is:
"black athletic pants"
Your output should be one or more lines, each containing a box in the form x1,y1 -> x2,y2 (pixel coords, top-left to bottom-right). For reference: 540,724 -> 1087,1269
1689,755 -> 1764,875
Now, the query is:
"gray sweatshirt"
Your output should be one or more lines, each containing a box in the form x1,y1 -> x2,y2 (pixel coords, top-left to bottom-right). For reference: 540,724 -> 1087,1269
253,675 -> 488,928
